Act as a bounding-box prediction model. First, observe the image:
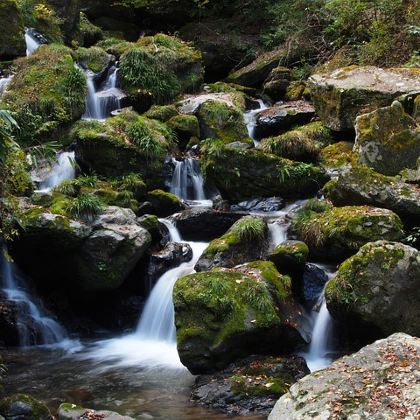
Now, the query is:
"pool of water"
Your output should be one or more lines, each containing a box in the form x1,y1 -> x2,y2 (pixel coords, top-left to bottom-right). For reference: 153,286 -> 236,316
1,342 -> 264,420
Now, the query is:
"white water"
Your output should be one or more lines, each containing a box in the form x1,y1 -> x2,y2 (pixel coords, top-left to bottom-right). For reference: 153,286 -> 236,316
25,30 -> 41,56
0,75 -> 13,96
37,151 -> 76,191
244,99 -> 268,146
303,265 -> 336,372
84,221 -> 208,370
82,65 -> 123,121
1,245 -> 68,347
170,158 -> 212,207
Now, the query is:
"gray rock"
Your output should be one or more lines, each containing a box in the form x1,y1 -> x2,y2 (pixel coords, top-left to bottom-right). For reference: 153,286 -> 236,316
269,333 -> 420,419
58,403 -> 134,420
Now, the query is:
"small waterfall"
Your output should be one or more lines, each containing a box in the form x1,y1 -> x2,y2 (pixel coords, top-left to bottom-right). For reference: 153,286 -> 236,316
25,29 -> 42,56
303,265 -> 336,372
244,99 -> 268,146
38,151 -> 76,191
170,158 -> 212,206
82,65 -> 123,121
0,75 -> 13,96
1,245 -> 68,347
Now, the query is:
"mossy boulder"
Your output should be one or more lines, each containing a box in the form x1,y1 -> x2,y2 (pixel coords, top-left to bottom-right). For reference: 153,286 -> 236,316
354,101 -> 420,175
261,121 -> 333,162
2,44 -> 86,146
320,141 -> 355,168
201,142 -> 329,202
0,0 -> 25,59
46,0 -> 80,43
269,240 -> 309,278
263,66 -> 291,101
174,261 -> 306,373
146,189 -> 185,217
269,333 -> 420,419
167,114 -> 200,148
12,205 -> 152,292
326,241 -> 420,338
0,394 -> 53,420
74,46 -> 110,74
79,12 -> 103,47
309,66 -> 420,131
285,81 -> 310,101
144,104 -> 179,122
290,200 -> 405,261
118,33 -> 203,104
323,165 -> 420,223
73,110 -> 174,183
195,216 -> 268,271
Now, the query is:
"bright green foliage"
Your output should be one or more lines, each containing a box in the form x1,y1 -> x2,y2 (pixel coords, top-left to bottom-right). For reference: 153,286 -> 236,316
66,193 -> 104,221
74,47 -> 109,73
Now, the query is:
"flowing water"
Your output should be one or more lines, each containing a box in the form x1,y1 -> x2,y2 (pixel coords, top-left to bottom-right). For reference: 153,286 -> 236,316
244,99 -> 268,146
25,29 -> 42,56
0,245 -> 69,347
0,75 -> 13,96
82,65 -> 123,121
37,151 -> 76,191
170,158 -> 212,207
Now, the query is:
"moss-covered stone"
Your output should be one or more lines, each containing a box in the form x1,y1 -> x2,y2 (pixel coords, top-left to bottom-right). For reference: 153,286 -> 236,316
0,0 -> 25,59
263,66 -> 291,101
79,12 -> 103,47
269,240 -> 309,278
74,46 -> 110,74
174,261 -> 305,373
290,200 -> 405,261
285,81 -> 309,101
0,394 -> 53,419
146,189 -> 185,217
320,141 -> 356,168
195,216 -> 268,271
167,114 -> 200,147
354,101 -> 420,175
3,44 -> 86,146
201,142 -> 329,202
144,104 -> 179,122
261,121 -> 333,162
325,241 -> 420,337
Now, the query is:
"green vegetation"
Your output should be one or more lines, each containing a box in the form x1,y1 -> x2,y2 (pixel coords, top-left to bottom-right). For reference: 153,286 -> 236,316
66,193 -> 104,221
230,216 -> 266,242
74,47 -> 109,73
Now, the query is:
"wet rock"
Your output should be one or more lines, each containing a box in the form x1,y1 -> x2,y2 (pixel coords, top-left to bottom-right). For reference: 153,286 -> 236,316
354,101 -> 420,175
174,261 -> 307,373
301,263 -> 329,305
269,333 -> 420,419
254,101 -> 315,139
0,394 -> 53,420
146,190 -> 186,217
326,241 -> 420,337
172,208 -> 243,241
147,242 -> 192,284
323,165 -> 420,224
309,66 -> 420,131
0,298 -> 21,347
268,241 -> 309,280
231,197 -> 285,213
195,216 -> 268,271
263,67 -> 291,101
58,403 -> 134,420
191,355 -> 309,416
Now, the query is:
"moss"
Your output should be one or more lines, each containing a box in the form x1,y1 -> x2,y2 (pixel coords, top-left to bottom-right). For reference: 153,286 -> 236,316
269,241 -> 309,276
74,46 -> 109,73
79,12 -> 103,47
147,189 -> 184,217
285,81 -> 307,101
144,104 -> 179,122
320,141 -> 356,168
0,393 -> 52,419
3,44 -> 86,146
168,114 -> 200,140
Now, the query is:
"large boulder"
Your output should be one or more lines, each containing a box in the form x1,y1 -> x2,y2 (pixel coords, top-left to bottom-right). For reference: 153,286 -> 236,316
0,394 -> 53,420
12,206 -> 152,292
201,143 -> 329,202
354,101 -> 420,175
195,216 -> 268,271
269,333 -> 420,419
174,261 -> 307,373
0,0 -> 25,59
46,0 -> 80,43
172,208 -> 243,241
309,66 -> 420,131
268,240 -> 309,279
289,200 -> 405,261
254,101 -> 315,139
326,241 -> 420,337
323,165 -> 420,223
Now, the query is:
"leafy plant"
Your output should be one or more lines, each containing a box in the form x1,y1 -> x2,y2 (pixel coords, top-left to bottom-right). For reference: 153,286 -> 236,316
66,193 -> 104,222
231,217 -> 266,242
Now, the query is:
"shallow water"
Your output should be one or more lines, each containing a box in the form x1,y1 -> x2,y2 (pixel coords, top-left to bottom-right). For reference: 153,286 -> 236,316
1,344 -> 264,420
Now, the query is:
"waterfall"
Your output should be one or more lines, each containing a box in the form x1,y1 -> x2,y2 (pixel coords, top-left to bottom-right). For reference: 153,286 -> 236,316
82,65 -> 123,121
0,75 -> 13,96
170,158 -> 212,206
25,29 -> 42,56
1,245 -> 68,347
244,99 -> 268,146
303,264 -> 336,372
84,220 -> 208,369
37,151 -> 76,191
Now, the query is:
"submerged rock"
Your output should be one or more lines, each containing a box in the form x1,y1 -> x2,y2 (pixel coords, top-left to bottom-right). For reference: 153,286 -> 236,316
269,333 -> 420,419
309,66 -> 420,131
191,355 -> 309,416
354,101 -> 420,175
231,197 -> 285,213
174,261 -> 307,373
326,241 -> 420,337
0,394 -> 53,420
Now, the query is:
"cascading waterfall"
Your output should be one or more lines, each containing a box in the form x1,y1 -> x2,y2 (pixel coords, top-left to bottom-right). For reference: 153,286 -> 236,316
0,75 -> 13,96
25,29 -> 42,56
37,151 -> 76,191
85,220 -> 208,369
244,99 -> 268,146
1,245 -> 68,347
82,65 -> 123,121
170,158 -> 212,206
303,264 -> 336,372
